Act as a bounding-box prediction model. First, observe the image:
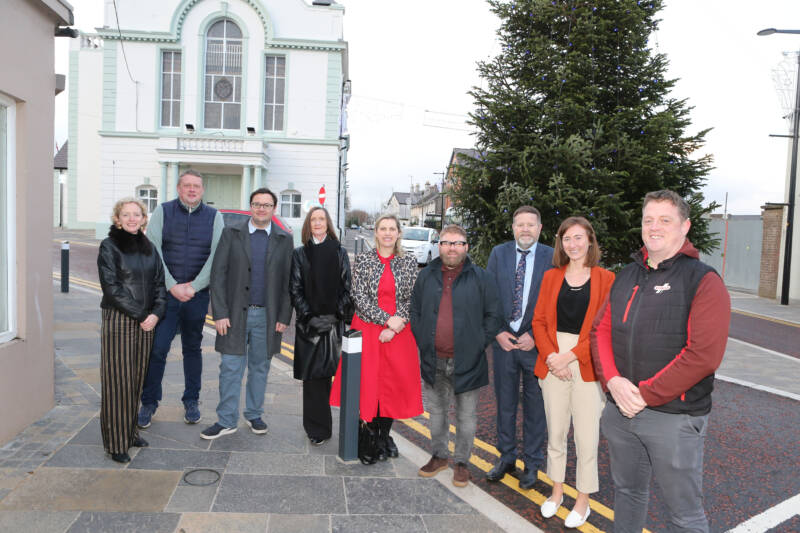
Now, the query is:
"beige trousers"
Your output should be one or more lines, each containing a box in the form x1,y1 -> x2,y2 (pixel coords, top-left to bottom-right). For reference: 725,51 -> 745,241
539,331 -> 605,493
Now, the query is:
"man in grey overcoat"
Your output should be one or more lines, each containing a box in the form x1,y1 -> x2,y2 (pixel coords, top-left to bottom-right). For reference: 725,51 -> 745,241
201,188 -> 293,440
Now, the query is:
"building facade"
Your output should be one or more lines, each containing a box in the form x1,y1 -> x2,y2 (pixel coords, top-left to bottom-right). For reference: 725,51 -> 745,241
383,191 -> 413,224
0,0 -> 74,444
408,182 -> 441,227
67,0 -> 349,239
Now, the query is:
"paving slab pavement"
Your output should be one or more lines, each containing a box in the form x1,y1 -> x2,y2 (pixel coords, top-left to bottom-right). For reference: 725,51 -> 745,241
0,284 -> 536,533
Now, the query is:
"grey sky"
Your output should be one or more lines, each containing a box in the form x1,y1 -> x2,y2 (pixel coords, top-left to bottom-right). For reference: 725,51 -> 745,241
54,0 -> 800,215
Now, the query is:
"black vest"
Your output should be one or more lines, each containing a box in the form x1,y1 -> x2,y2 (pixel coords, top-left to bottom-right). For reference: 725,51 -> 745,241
160,199 -> 216,285
609,251 -> 717,415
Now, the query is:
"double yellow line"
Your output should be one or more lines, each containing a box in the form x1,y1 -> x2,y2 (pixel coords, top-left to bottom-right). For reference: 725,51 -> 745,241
53,272 -> 103,291
273,338 -> 622,532
58,272 -> 629,531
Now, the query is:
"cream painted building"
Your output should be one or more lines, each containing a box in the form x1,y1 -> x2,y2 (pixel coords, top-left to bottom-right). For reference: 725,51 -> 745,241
66,0 -> 350,239
0,0 -> 74,444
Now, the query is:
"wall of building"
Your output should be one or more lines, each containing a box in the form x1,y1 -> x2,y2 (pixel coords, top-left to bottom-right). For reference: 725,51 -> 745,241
97,136 -> 163,235
110,0 -> 343,41
267,142 -> 339,234
68,40 -> 103,229
286,51 -> 328,139
759,205 -> 784,299
0,0 -> 69,444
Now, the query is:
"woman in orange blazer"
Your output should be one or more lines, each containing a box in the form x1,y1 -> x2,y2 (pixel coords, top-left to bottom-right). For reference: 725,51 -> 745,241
532,216 -> 614,528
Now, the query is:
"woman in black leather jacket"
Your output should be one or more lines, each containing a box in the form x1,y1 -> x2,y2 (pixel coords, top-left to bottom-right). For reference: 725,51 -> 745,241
289,207 -> 352,445
97,198 -> 166,463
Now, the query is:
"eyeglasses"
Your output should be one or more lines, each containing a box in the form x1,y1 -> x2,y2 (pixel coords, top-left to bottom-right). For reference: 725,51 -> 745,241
250,202 -> 274,210
439,240 -> 467,248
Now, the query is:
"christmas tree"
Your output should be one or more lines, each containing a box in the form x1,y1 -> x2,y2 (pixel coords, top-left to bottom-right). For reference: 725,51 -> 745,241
451,0 -> 718,266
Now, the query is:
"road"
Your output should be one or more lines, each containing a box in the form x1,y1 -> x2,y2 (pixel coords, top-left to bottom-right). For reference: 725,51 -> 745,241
53,229 -> 800,532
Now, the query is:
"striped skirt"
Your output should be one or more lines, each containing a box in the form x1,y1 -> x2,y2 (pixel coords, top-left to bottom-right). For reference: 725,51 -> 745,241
100,308 -> 154,454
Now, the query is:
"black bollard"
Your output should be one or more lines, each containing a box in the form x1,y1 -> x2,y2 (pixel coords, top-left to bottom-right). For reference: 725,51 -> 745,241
338,329 -> 362,462
61,241 -> 69,293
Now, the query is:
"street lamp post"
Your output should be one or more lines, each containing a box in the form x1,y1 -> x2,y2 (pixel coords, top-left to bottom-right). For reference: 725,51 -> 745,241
433,171 -> 446,231
759,28 -> 800,305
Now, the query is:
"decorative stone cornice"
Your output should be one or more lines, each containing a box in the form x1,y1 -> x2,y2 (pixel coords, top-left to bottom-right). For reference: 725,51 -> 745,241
269,38 -> 346,51
171,0 -> 271,42
96,30 -> 176,43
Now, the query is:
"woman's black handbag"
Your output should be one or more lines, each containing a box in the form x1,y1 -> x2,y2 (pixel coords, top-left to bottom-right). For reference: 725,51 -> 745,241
293,316 -> 341,381
358,421 -> 378,465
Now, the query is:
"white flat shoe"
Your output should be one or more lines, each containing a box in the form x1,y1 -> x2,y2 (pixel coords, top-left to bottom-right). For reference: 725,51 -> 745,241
540,495 -> 563,518
564,505 -> 591,528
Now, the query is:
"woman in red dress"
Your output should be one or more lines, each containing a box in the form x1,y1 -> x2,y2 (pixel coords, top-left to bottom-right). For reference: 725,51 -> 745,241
331,214 -> 422,462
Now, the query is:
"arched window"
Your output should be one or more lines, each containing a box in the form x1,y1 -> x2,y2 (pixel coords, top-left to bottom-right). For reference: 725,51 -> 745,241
280,190 -> 301,219
204,19 -> 242,130
136,185 -> 158,214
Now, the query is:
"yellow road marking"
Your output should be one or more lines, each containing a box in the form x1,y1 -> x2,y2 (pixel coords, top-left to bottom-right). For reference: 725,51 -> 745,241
269,338 -> 619,529
53,273 -> 102,290
52,238 -> 99,247
731,308 -> 800,328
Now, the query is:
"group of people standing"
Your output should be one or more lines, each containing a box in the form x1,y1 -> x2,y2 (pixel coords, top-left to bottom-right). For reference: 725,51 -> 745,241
97,168 -> 730,532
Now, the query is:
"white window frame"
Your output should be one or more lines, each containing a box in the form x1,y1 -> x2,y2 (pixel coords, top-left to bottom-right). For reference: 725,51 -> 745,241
203,19 -> 243,130
263,55 -> 286,131
280,190 -> 301,219
160,50 -> 182,128
136,185 -> 158,214
0,93 -> 17,344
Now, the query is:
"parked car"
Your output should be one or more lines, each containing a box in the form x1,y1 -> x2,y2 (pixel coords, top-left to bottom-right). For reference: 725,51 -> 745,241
219,209 -> 293,235
401,226 -> 439,266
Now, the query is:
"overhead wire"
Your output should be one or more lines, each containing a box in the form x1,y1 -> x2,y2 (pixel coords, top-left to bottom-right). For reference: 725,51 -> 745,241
112,0 -> 140,131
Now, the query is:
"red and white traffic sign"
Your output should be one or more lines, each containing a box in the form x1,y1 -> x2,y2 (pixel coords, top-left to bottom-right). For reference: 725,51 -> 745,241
318,185 -> 326,206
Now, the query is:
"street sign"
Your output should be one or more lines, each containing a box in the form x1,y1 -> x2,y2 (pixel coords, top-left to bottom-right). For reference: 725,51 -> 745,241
319,185 -> 326,205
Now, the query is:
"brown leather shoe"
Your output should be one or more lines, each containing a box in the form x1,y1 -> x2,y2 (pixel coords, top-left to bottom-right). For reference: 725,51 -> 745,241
453,462 -> 470,487
418,455 -> 449,477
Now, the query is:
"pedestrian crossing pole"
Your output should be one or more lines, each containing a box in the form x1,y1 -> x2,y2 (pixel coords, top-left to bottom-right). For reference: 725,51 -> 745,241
338,329 -> 362,462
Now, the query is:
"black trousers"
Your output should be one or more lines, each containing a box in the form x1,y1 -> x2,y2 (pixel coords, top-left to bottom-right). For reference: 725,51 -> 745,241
303,377 -> 333,440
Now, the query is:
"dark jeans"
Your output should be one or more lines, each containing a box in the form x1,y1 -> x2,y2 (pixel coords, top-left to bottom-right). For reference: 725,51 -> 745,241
491,342 -> 546,466
141,290 -> 209,408
601,403 -> 709,533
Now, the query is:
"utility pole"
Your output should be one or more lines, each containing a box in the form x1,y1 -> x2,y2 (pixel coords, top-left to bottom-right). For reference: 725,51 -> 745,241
433,171 -> 445,231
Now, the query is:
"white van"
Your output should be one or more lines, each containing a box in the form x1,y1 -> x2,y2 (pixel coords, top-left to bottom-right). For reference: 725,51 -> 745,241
401,226 -> 440,266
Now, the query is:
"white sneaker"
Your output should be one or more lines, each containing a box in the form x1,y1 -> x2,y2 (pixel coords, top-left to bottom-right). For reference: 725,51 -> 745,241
564,505 -> 591,528
540,495 -> 563,518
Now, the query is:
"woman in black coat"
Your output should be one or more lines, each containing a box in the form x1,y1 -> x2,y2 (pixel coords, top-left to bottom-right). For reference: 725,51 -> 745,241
97,198 -> 166,463
289,207 -> 352,445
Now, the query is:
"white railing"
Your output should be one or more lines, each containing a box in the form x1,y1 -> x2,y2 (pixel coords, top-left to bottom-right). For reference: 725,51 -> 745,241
80,34 -> 103,49
177,137 -> 245,152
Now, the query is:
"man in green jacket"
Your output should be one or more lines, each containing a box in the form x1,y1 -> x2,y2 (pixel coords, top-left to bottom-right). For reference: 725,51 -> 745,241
410,224 -> 502,488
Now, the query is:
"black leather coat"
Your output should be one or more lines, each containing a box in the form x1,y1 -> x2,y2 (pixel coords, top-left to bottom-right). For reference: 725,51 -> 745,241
289,242 -> 353,380
98,226 -> 167,321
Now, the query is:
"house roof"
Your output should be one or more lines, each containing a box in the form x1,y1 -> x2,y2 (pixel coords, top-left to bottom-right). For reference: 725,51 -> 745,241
389,192 -> 412,205
416,185 -> 440,205
54,141 -> 68,170
449,147 -> 484,166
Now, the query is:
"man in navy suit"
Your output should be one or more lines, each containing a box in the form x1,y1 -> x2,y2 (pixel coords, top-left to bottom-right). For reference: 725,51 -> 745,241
486,205 -> 554,489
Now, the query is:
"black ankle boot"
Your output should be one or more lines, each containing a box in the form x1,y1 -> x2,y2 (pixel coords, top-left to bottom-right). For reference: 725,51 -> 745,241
385,434 -> 399,458
372,421 -> 388,461
111,452 -> 131,463
358,422 -> 378,465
